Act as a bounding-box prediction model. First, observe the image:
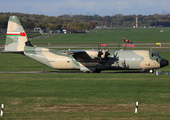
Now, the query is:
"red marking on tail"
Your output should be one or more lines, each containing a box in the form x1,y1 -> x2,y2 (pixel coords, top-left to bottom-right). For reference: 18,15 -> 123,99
20,32 -> 26,36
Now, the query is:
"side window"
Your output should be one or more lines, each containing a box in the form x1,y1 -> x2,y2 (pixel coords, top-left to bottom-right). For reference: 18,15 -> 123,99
152,53 -> 158,57
152,53 -> 156,57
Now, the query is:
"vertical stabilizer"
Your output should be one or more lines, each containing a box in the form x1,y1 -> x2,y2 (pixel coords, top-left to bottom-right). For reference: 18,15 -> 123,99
5,16 -> 28,52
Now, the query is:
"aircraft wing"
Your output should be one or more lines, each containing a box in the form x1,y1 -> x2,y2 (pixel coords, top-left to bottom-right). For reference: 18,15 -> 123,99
62,50 -> 98,60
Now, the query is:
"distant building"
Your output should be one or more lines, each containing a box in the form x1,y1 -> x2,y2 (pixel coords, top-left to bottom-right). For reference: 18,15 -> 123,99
34,28 -> 42,33
63,29 -> 67,34
58,30 -> 66,34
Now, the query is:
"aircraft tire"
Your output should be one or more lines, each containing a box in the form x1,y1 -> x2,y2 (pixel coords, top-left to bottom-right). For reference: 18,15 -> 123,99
95,70 -> 102,73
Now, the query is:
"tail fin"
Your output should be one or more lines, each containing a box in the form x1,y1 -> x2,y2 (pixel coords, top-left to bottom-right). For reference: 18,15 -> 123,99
4,16 -> 28,52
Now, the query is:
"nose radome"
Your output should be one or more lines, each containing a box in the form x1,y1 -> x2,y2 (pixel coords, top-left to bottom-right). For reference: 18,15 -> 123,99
160,59 -> 169,68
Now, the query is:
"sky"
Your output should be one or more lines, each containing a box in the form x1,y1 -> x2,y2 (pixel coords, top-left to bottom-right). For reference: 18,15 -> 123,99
1,0 -> 170,16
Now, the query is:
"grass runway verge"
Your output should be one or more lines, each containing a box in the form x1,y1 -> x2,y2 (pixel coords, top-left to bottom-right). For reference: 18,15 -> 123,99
0,73 -> 170,119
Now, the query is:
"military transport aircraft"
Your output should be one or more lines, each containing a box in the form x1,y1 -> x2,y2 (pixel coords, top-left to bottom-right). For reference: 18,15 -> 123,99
4,16 -> 169,73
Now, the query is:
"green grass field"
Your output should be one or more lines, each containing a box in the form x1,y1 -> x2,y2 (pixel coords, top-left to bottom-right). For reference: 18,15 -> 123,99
0,28 -> 170,119
30,28 -> 170,44
0,73 -> 170,119
1,27 -> 170,44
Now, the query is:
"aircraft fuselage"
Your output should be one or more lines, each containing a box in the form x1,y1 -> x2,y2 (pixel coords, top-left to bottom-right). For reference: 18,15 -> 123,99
24,46 -> 168,73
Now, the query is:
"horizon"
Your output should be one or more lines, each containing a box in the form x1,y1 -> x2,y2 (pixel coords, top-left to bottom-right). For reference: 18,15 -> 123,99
1,0 -> 170,17
1,12 -> 168,18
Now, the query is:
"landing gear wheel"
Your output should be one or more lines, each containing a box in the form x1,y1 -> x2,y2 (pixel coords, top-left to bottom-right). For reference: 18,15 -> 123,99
96,70 -> 101,73
93,70 -> 102,73
149,69 -> 154,73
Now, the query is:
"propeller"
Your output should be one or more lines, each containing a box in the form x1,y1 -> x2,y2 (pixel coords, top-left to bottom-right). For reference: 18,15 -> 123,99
97,50 -> 103,59
121,59 -> 129,70
121,59 -> 126,68
104,50 -> 110,58
113,52 -> 119,61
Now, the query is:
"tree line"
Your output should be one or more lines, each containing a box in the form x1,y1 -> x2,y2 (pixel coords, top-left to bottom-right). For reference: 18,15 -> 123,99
1,12 -> 170,31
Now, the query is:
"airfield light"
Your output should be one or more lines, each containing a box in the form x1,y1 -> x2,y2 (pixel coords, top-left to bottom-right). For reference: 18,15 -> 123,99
135,102 -> 138,113
1,104 -> 4,116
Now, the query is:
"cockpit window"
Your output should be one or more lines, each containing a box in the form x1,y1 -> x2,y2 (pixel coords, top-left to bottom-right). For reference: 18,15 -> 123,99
151,52 -> 162,58
151,53 -> 157,57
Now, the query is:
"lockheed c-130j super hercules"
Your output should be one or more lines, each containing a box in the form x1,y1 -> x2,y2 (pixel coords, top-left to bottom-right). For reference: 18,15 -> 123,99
4,16 -> 169,73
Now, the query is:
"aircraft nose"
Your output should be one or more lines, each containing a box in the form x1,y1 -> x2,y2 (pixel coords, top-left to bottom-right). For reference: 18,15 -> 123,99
160,59 -> 169,68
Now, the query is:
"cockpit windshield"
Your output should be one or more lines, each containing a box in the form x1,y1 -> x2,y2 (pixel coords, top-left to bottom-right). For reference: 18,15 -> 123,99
151,52 -> 162,59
